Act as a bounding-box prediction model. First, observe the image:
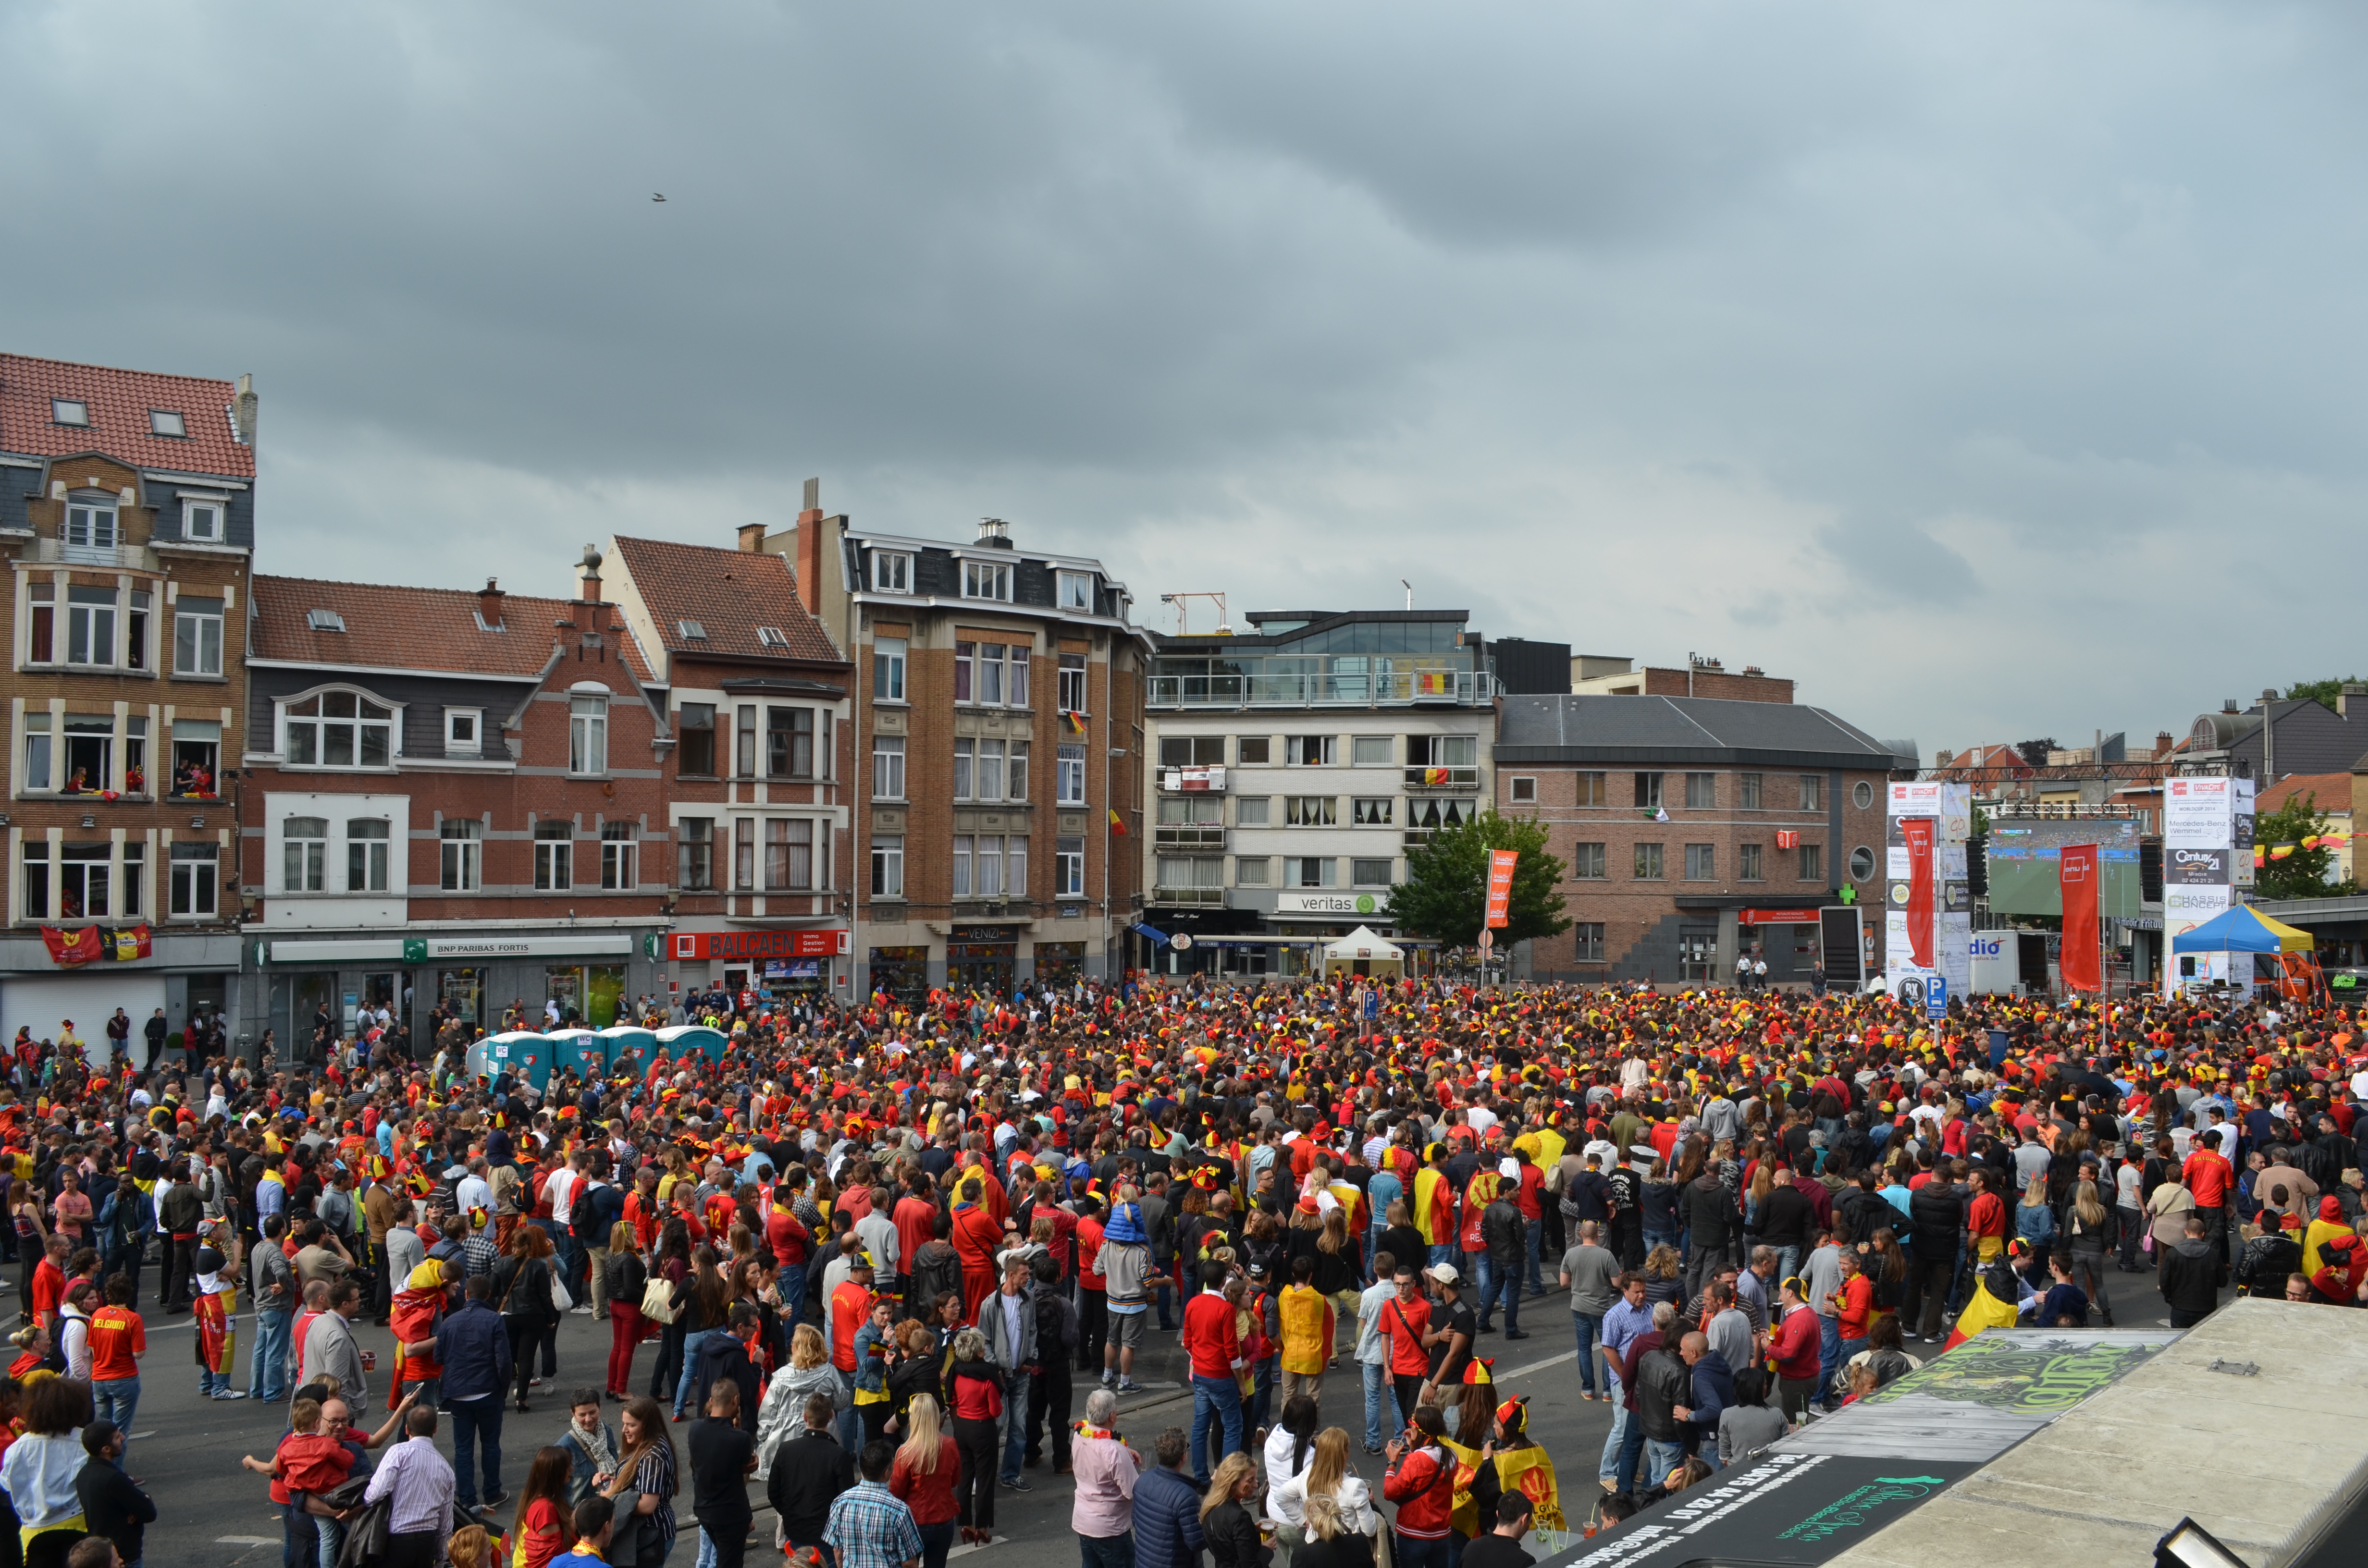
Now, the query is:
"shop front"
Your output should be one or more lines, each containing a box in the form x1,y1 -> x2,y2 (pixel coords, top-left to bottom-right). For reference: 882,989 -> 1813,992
0,927 -> 244,1068
946,924 -> 1017,992
668,928 -> 850,1004
246,925 -> 667,1063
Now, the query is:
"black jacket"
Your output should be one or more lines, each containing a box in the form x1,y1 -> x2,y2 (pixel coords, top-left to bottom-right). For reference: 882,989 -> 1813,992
2160,1237 -> 2225,1316
78,1456 -> 156,1562
1635,1347 -> 1690,1443
1480,1198 -> 1526,1266
2235,1232 -> 2304,1297
1755,1183 -> 1814,1251
765,1428 -> 855,1545
1837,1188 -> 1894,1249
1682,1178 -> 1734,1250
1205,1498 -> 1272,1568
1908,1182 -> 1965,1262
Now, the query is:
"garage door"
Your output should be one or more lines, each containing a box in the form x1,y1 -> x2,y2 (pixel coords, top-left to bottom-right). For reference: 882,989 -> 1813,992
0,974 -> 167,1072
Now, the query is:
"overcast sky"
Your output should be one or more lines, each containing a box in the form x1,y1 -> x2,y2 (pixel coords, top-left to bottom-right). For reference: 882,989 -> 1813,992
14,1 -> 2368,753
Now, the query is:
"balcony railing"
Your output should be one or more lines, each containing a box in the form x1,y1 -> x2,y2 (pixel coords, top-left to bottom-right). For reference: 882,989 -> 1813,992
28,538 -> 159,571
1150,885 -> 1227,906
1404,765 -> 1480,792
1153,825 -> 1228,850
1159,766 -> 1227,793
1147,670 -> 1496,709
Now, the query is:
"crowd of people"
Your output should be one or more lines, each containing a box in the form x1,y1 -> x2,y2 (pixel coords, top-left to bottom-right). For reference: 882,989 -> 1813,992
0,968 -> 2359,1568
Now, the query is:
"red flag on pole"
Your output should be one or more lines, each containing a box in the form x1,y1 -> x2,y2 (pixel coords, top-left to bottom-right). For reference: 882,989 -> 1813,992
2059,844 -> 2101,992
1900,818 -> 1935,968
1484,849 -> 1518,929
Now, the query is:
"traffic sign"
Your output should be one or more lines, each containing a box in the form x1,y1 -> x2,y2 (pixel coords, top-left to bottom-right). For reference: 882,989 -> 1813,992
1926,975 -> 1949,1017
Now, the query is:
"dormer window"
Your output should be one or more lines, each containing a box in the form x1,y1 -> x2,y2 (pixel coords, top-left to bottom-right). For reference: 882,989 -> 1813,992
150,410 -> 187,438
756,626 -> 789,648
63,495 -> 117,553
677,619 -> 707,641
872,551 -> 913,593
1057,570 -> 1095,611
962,559 -> 1012,601
182,498 -> 223,541
306,609 -> 346,632
446,708 -> 484,755
284,691 -> 395,767
51,400 -> 88,427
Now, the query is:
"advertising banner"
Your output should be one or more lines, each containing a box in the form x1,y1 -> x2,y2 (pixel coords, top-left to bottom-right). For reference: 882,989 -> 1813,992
1483,849 -> 1517,928
2162,774 -> 2240,993
2058,844 -> 2101,992
1887,787 -> 1970,1000
1900,819 -> 1936,966
39,925 -> 151,966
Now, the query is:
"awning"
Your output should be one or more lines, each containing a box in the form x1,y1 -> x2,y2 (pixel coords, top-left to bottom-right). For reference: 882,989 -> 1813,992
1322,926 -> 1404,961
2171,904 -> 2315,954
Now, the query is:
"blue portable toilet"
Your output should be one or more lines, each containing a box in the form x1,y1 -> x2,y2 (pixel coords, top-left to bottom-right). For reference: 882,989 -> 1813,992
655,1024 -> 729,1065
468,1031 -> 553,1094
598,1025 -> 658,1078
547,1027 -> 607,1083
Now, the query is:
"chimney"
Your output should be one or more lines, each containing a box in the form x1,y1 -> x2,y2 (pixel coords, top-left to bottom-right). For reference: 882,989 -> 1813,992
478,577 -> 506,628
2342,683 -> 2368,717
2156,730 -> 2174,759
736,523 -> 766,553
793,477 -> 825,615
578,542 -> 604,602
977,517 -> 1012,549
2222,699 -> 2239,714
234,373 -> 258,448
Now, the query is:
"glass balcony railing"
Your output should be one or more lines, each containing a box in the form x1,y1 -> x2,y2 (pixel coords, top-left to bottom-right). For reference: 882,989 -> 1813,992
1403,765 -> 1480,792
1147,668 -> 1496,709
1150,885 -> 1227,906
1153,825 -> 1228,850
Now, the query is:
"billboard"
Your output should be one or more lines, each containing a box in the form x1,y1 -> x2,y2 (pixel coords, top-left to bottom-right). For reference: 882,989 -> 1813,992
2162,774 -> 2247,993
1984,819 -> 2145,917
1886,783 -> 1972,1004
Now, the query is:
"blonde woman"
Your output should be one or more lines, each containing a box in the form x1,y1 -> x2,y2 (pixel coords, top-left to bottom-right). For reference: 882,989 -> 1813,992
889,1393 -> 960,1568
1297,1494 -> 1374,1568
1268,1427 -> 1379,1544
1201,1451 -> 1271,1568
753,1323 -> 848,1478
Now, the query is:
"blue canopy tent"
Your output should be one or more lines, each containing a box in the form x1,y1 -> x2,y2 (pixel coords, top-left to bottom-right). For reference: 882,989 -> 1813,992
547,1027 -> 607,1082
467,1030 -> 553,1093
655,1024 -> 729,1065
2171,904 -> 2313,993
597,1025 -> 658,1078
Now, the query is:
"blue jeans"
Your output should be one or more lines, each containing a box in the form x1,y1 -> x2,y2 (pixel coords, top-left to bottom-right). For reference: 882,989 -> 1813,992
1246,1355 -> 1276,1437
1525,1224 -> 1546,1296
1427,1243 -> 1456,1272
1079,1532 -> 1132,1568
448,1394 -> 505,1508
1616,1411 -> 1648,1495
1571,1312 -> 1603,1395
1816,1314 -> 1841,1408
252,1309 -> 295,1401
94,1377 -> 140,1451
1395,1534 -> 1454,1568
917,1520 -> 955,1568
1643,1438 -> 1686,1491
1596,1377 -> 1627,1482
1475,1261 -> 1518,1332
1361,1361 -> 1399,1450
999,1376 -> 1027,1482
1774,1246 -> 1801,1287
777,1265 -> 806,1333
1189,1372 -> 1244,1486
201,1365 -> 234,1397
674,1330 -> 716,1417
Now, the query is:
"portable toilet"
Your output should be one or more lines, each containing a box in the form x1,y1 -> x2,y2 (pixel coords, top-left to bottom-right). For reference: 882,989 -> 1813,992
468,1030 -> 553,1093
655,1024 -> 730,1066
546,1027 -> 607,1083
598,1024 -> 658,1079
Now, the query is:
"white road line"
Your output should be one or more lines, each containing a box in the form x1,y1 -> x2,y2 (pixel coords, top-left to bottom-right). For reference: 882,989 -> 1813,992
1499,1349 -> 1577,1379
216,1537 -> 281,1546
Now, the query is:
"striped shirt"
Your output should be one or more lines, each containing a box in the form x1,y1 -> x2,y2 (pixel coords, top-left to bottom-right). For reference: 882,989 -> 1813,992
365,1436 -> 456,1536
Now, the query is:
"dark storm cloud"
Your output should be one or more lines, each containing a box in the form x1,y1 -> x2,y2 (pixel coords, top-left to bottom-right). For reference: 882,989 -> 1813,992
8,0 -> 2368,742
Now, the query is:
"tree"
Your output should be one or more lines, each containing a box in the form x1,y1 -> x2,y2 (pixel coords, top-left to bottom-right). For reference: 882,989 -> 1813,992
2251,789 -> 2355,900
2285,676 -> 2368,713
1385,810 -> 1570,949
2014,738 -> 2059,769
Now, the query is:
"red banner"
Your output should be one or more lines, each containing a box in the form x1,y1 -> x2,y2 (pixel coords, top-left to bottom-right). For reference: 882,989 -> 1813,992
1738,908 -> 1820,925
40,925 -> 150,966
1484,849 -> 1517,928
1774,830 -> 1801,850
670,929 -> 847,962
1901,818 -> 1935,968
2059,844 -> 2101,992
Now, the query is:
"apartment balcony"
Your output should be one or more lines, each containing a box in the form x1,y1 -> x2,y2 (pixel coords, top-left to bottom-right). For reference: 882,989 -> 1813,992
1404,765 -> 1480,793
1158,766 -> 1228,793
1153,824 -> 1228,850
1147,669 -> 1496,710
26,538 -> 160,571
1149,885 -> 1227,906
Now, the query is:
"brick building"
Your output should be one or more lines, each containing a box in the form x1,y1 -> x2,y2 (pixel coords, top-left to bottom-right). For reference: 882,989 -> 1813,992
233,550 -> 671,1052
767,498 -> 1150,996
604,530 -> 854,1001
0,354 -> 256,1054
1494,691 -> 1905,984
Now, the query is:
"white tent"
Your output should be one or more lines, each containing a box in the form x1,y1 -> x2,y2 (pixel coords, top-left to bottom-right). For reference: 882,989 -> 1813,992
1322,926 -> 1405,975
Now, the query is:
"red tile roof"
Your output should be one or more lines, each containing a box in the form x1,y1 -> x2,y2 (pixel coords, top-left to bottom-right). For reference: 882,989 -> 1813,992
0,353 -> 255,478
2260,771 -> 2352,817
252,575 -> 658,683
608,535 -> 845,667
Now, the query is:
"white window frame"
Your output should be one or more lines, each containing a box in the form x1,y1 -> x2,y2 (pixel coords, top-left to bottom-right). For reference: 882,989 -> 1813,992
1057,743 -> 1086,806
63,496 -> 117,550
173,601 -> 224,676
601,821 -> 636,890
961,559 -> 1013,601
168,843 -> 217,919
534,821 -> 575,890
441,818 -> 482,891
1350,857 -> 1394,889
1055,570 -> 1094,611
151,409 -> 187,438
872,551 -> 913,594
51,399 -> 88,427
873,734 -> 906,800
871,835 -> 904,897
180,495 -> 225,542
874,637 -> 907,703
1351,735 -> 1394,767
346,818 -> 392,893
1508,776 -> 1537,804
283,816 -> 328,894
569,693 -> 609,776
445,707 -> 484,755
278,685 -> 402,770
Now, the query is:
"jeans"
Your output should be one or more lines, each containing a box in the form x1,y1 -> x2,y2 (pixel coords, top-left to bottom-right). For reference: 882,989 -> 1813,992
1616,1411 -> 1648,1495
1189,1372 -> 1244,1486
777,1265 -> 806,1333
1816,1314 -> 1841,1408
1394,1534 -> 1454,1568
1773,1246 -> 1801,1290
917,1520 -> 956,1568
1078,1532 -> 1132,1568
1525,1224 -> 1546,1296
448,1395 -> 505,1508
674,1330 -> 716,1417
1643,1438 -> 1686,1491
1571,1311 -> 1603,1395
93,1376 -> 139,1451
1596,1377 -> 1628,1483
201,1365 -> 235,1397
1475,1261 -> 1519,1333
1361,1361 -> 1399,1450
997,1372 -> 1027,1482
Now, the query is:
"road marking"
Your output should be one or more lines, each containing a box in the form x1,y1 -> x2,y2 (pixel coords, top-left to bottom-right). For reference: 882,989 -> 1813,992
1499,1349 -> 1577,1379
217,1537 -> 281,1546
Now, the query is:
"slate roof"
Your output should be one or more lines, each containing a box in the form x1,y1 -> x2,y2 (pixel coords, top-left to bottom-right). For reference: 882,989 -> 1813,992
608,536 -> 844,665
252,575 -> 658,683
1495,693 -> 1909,769
0,352 -> 254,478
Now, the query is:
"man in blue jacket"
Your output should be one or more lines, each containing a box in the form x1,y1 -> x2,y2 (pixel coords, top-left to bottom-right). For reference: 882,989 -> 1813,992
1677,1332 -> 1735,1470
1130,1427 -> 1208,1568
432,1273 -> 515,1515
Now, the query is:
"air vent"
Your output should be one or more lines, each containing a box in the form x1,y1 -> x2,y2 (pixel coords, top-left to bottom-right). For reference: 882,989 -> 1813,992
756,626 -> 789,648
678,620 -> 707,641
306,609 -> 346,632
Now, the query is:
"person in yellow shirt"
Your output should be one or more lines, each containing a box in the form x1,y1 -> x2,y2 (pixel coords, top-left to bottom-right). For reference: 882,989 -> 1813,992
1276,1254 -> 1332,1409
1412,1144 -> 1458,1267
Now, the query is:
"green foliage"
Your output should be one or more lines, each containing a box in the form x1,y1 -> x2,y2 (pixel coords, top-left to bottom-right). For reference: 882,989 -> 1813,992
2285,677 -> 2368,713
2253,789 -> 2355,900
1385,809 -> 1570,948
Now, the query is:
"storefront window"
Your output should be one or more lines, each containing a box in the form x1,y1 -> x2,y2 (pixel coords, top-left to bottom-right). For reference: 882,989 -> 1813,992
1034,942 -> 1086,988
545,966 -> 583,1027
440,967 -> 482,1027
869,945 -> 929,1002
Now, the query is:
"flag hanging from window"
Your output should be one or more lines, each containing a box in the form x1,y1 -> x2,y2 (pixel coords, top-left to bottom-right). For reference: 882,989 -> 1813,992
1108,808 -> 1128,837
1062,710 -> 1086,734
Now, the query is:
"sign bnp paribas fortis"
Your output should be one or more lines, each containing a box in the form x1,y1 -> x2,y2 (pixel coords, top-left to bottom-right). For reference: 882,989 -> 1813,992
1885,782 -> 1972,1010
2161,775 -> 2254,994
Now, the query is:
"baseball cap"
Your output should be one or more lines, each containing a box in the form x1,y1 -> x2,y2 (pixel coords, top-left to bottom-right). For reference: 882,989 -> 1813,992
1424,1262 -> 1459,1286
1497,1158 -> 1519,1180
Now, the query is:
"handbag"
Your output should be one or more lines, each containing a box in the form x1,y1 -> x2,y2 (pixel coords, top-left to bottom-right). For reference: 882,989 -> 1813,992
552,1262 -> 575,1313
641,1275 -> 681,1324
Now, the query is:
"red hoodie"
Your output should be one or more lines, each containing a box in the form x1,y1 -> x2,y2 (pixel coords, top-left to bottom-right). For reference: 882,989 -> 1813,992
1384,1443 -> 1457,1539
1181,1292 -> 1242,1379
